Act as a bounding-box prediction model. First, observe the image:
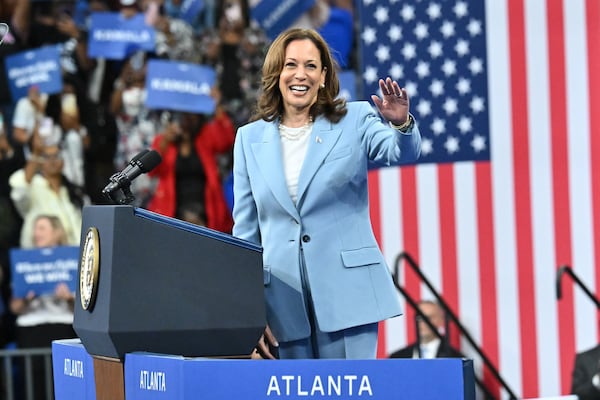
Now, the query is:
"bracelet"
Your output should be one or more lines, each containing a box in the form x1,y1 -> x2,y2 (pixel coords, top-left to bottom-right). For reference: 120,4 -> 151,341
389,114 -> 413,131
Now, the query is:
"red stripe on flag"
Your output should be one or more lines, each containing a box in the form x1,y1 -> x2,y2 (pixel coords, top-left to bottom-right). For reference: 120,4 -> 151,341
546,0 -> 575,394
508,0 -> 539,396
367,170 -> 388,359
476,162 -> 501,398
401,166 -> 420,344
586,0 -> 600,344
437,164 -> 460,348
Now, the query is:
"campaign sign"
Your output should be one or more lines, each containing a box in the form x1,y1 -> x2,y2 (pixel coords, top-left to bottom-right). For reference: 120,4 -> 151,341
10,246 -> 79,297
251,0 -> 315,39
145,60 -> 216,114
338,70 -> 357,101
88,12 -> 156,59
180,0 -> 204,25
52,339 -> 96,400
5,45 -> 63,101
123,355 -> 474,400
125,353 -> 185,400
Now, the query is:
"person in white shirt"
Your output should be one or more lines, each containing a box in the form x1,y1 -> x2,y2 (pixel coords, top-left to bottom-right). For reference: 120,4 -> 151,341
9,138 -> 86,248
10,214 -> 76,399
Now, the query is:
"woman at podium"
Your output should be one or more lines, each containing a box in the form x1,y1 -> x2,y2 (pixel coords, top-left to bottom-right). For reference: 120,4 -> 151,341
232,28 -> 421,359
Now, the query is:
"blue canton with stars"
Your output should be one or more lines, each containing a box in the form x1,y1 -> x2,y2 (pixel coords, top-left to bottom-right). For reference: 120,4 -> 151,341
358,0 -> 491,164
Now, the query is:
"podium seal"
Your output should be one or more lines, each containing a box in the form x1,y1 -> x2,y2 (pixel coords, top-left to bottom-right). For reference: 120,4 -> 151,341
80,227 -> 100,311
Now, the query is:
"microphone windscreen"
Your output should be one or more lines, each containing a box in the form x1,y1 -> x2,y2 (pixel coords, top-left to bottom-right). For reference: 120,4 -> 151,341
138,150 -> 162,172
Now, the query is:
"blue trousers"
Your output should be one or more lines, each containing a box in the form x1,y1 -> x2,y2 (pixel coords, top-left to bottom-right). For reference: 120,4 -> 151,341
277,248 -> 379,359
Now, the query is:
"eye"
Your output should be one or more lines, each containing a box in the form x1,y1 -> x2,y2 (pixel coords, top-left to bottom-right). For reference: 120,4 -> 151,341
285,61 -> 296,68
307,63 -> 317,69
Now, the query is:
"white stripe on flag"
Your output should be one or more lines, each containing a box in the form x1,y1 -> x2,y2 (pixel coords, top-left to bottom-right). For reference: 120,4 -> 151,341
565,0 -> 598,354
486,0 -> 523,396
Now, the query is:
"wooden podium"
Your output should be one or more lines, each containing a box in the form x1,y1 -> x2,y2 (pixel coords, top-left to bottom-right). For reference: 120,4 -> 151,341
72,205 -> 266,399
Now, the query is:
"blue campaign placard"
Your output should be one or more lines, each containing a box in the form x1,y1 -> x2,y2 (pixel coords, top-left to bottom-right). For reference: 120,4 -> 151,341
52,339 -> 96,400
251,0 -> 315,40
338,70 -> 356,101
125,353 -> 185,400
145,59 -> 216,114
88,12 -> 156,59
5,45 -> 63,101
179,0 -> 204,25
9,246 -> 80,298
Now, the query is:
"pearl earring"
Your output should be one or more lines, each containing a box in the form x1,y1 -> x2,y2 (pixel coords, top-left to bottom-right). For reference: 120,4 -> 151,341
320,83 -> 325,89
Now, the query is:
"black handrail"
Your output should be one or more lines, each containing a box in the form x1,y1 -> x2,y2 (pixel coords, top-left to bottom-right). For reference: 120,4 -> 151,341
556,265 -> 600,309
392,279 -> 497,399
393,251 -> 518,400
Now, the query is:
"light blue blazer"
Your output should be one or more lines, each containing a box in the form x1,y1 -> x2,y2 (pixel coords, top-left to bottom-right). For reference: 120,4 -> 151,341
232,101 -> 421,342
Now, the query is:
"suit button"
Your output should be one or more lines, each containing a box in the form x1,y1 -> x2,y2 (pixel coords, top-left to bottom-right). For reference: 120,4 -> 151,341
302,235 -> 311,243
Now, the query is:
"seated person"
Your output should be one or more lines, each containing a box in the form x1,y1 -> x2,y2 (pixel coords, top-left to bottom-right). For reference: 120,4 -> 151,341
389,300 -> 463,359
571,343 -> 600,400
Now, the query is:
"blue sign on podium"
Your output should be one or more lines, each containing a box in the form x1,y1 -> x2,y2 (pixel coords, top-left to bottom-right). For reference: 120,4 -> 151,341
124,353 -> 474,400
52,340 -> 474,400
52,339 -> 96,400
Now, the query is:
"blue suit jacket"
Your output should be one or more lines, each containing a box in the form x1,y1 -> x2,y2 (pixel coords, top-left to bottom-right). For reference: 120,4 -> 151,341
232,101 -> 421,342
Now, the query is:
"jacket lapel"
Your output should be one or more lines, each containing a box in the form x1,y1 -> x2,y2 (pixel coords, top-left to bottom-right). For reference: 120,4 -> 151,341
296,118 -> 341,204
251,123 -> 300,219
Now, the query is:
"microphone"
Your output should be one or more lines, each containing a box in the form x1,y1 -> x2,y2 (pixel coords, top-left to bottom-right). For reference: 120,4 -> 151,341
102,150 -> 162,201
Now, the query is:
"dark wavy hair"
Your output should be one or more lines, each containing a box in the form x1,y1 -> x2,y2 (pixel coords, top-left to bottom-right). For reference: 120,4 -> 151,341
252,28 -> 347,123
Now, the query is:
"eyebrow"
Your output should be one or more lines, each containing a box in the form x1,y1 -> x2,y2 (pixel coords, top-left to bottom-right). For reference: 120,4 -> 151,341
285,58 -> 318,63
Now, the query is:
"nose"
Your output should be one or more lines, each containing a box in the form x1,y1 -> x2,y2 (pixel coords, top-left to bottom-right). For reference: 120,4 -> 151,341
294,66 -> 307,79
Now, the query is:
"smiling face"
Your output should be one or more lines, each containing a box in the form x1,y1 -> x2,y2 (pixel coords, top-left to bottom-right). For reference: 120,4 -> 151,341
278,39 -> 327,120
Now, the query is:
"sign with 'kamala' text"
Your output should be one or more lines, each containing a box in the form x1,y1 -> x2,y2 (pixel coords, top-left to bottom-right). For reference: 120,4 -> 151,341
145,60 -> 216,114
88,12 -> 156,59
5,45 -> 63,102
10,246 -> 79,297
251,0 -> 315,39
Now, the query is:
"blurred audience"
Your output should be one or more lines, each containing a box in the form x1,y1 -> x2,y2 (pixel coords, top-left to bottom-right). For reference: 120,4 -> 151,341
199,0 -> 269,130
148,109 -> 235,232
110,52 -> 163,206
10,214 -> 77,400
9,139 -> 86,248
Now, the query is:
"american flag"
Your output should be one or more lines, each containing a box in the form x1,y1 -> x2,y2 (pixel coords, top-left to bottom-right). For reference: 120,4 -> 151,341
359,0 -> 600,398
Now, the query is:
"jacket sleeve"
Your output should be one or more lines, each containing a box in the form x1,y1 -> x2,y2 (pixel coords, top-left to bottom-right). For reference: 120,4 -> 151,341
356,102 -> 421,166
9,168 -> 32,218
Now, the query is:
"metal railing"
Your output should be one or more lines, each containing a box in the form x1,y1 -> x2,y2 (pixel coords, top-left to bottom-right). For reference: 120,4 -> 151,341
393,251 -> 518,400
556,265 -> 600,309
0,346 -> 54,400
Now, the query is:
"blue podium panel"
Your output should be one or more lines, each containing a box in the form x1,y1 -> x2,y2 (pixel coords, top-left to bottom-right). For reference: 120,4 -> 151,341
125,353 -> 475,400
52,339 -> 96,400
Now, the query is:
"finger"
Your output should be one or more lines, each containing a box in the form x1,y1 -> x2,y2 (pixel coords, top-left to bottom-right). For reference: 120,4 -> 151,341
371,94 -> 383,111
378,79 -> 390,96
400,87 -> 409,101
391,81 -> 402,97
264,325 -> 278,347
256,336 -> 277,360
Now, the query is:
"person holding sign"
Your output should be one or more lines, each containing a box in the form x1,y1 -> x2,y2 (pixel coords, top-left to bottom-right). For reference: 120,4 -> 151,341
10,214 -> 76,399
232,28 -> 421,359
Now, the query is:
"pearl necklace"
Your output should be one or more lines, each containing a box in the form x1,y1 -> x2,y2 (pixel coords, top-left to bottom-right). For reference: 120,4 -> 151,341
278,117 -> 314,141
